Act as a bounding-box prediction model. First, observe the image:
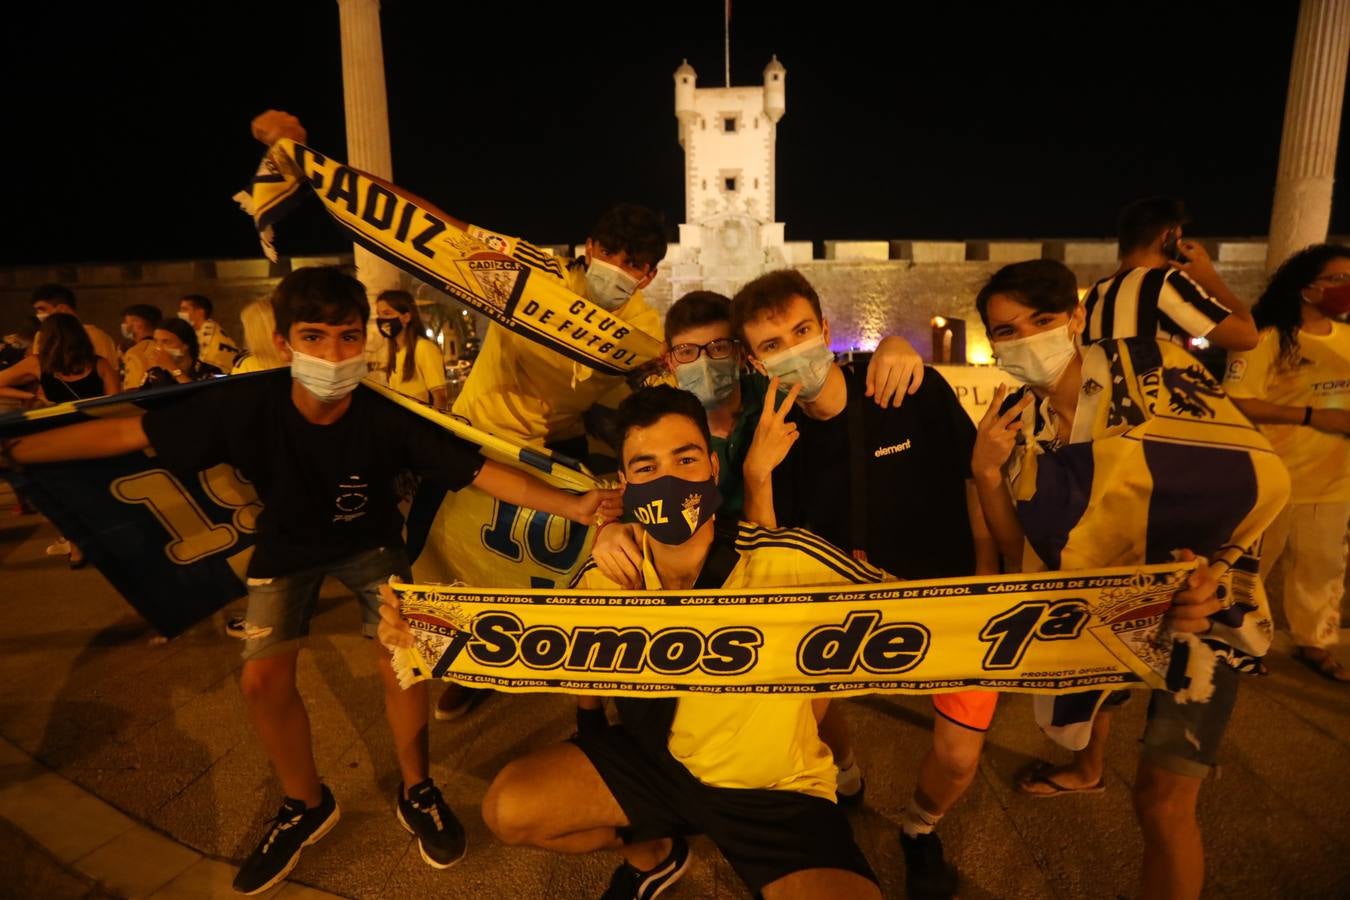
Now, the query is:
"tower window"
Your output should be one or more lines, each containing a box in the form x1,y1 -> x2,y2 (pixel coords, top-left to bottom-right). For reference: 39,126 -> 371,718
725,177 -> 737,192
724,116 -> 737,133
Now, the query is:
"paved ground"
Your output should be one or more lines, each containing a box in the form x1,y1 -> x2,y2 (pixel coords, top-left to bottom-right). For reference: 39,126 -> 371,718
1,504 -> 1348,899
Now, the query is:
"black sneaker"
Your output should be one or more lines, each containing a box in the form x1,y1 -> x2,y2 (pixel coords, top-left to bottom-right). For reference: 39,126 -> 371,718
601,835 -> 691,900
232,785 -> 340,895
899,830 -> 958,900
396,778 -> 467,869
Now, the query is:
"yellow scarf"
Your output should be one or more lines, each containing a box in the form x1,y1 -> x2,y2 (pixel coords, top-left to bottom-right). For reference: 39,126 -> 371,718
390,561 -> 1194,698
235,140 -> 662,376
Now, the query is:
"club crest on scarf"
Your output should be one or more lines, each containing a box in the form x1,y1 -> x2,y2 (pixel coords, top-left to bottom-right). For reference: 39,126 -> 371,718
235,140 -> 662,375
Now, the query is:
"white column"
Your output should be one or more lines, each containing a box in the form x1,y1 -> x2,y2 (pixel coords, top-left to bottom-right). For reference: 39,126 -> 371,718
1266,0 -> 1350,272
337,0 -> 402,295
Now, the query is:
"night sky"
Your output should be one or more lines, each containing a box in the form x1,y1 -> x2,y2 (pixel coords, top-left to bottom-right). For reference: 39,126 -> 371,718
5,1 -> 1346,266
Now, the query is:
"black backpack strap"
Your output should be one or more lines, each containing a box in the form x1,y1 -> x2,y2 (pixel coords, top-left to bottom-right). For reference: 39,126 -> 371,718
695,517 -> 742,589
846,381 -> 870,561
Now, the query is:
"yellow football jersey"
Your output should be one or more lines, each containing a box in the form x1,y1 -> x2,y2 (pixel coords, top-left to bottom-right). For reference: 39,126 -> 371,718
571,520 -> 890,801
1224,324 -> 1350,503
452,259 -> 662,447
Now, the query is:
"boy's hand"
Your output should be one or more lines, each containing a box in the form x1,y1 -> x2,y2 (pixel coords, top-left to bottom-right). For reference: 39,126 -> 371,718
377,583 -> 414,650
251,109 -> 307,146
1166,549 -> 1223,634
592,522 -> 643,589
743,376 -> 801,485
571,487 -> 624,526
972,384 -> 1033,481
866,335 -> 924,408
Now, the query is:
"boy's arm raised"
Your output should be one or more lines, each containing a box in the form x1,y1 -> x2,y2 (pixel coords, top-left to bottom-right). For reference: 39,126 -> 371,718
2,416 -> 150,467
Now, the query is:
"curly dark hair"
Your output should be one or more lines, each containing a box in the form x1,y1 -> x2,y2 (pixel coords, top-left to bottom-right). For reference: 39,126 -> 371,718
1253,243 -> 1350,364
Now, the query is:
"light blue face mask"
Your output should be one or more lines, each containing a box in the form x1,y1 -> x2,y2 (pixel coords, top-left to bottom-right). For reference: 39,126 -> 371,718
584,257 -> 640,311
760,335 -> 834,401
675,355 -> 739,409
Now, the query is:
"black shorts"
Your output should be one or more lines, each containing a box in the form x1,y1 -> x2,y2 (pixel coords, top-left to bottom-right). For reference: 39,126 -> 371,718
571,726 -> 876,894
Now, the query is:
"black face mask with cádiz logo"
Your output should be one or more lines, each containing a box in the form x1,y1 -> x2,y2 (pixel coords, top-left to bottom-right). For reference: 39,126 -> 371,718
622,475 -> 723,545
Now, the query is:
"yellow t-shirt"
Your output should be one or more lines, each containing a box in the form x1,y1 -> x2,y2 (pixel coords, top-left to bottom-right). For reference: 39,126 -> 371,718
388,338 -> 447,404
1224,324 -> 1350,503
571,521 -> 891,801
196,320 -> 240,372
452,260 -> 662,447
120,339 -> 153,390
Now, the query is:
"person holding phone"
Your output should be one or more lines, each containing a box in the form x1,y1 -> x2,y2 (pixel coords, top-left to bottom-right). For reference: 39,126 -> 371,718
1081,196 -> 1257,350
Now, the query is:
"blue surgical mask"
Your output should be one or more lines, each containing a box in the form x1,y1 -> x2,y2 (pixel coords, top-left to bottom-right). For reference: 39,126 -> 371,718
584,257 -> 640,311
760,335 -> 834,401
675,356 -> 739,408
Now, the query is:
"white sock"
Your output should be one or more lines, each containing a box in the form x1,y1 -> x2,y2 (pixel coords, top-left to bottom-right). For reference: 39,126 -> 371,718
836,756 -> 863,796
900,798 -> 942,837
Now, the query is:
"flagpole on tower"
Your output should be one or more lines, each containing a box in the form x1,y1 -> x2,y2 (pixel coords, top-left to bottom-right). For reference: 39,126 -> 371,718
724,0 -> 731,87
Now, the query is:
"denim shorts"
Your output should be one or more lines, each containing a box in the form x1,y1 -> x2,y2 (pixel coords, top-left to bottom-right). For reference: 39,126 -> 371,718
1140,662 -> 1241,778
239,545 -> 412,660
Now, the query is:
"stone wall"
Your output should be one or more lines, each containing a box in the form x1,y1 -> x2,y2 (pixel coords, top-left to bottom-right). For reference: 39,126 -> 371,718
0,239 -> 1279,363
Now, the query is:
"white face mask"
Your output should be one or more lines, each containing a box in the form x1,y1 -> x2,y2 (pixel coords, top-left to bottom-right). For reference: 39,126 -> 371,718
289,348 -> 368,403
34,311 -> 50,322
760,334 -> 835,401
584,256 -> 640,311
994,324 -> 1079,388
178,311 -> 194,323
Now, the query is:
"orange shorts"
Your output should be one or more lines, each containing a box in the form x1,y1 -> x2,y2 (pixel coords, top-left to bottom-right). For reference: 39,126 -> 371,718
932,690 -> 999,731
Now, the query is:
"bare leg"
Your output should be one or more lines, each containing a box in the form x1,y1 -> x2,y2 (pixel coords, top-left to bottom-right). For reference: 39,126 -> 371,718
817,703 -> 854,767
239,649 -> 322,807
762,868 -> 881,900
1134,761 -> 1205,900
372,641 -> 428,796
483,742 -> 633,854
914,717 -> 985,815
1019,711 -> 1112,794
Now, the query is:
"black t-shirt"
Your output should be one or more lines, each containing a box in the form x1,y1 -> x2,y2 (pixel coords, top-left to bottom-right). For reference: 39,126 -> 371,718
771,360 -> 977,579
142,370 -> 484,577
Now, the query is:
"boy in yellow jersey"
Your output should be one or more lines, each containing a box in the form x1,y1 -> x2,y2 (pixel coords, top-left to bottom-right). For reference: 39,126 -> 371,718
382,385 -> 885,900
452,203 -> 667,458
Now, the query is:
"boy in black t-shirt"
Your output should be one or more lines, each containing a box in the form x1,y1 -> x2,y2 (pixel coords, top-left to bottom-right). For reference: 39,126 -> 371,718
733,269 -> 997,900
1,267 -> 619,895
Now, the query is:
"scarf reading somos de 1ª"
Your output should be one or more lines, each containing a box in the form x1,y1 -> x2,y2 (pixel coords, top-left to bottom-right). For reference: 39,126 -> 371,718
388,562 -> 1198,699
234,139 -> 662,376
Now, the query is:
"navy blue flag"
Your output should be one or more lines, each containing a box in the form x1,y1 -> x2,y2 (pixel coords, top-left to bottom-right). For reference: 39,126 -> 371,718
1,379 -> 262,637
0,375 -> 605,638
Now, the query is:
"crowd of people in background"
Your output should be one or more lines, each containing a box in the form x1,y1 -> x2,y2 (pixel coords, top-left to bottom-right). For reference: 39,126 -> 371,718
2,111 -> 1347,900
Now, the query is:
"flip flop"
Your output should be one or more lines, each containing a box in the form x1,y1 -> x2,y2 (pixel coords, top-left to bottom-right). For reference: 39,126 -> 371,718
1294,648 -> 1350,684
1017,761 -> 1106,798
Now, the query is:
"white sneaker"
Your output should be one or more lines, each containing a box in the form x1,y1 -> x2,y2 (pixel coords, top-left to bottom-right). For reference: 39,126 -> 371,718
45,539 -> 71,556
836,760 -> 866,807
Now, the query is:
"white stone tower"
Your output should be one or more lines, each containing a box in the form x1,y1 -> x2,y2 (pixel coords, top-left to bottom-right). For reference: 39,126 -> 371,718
670,56 -> 791,298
